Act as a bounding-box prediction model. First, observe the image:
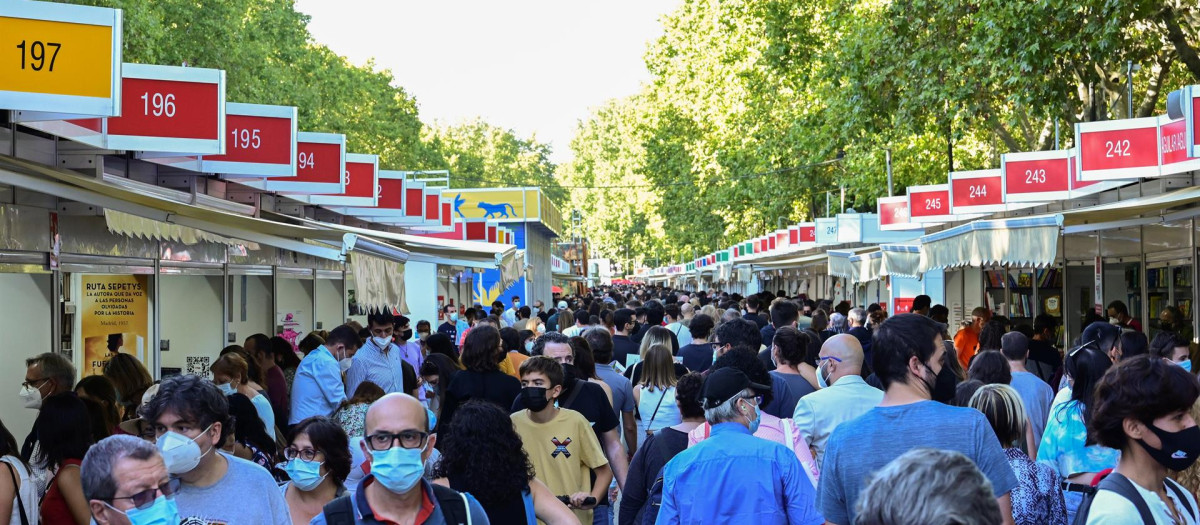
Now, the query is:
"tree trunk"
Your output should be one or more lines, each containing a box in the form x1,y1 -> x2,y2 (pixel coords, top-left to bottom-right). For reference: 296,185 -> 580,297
1161,5 -> 1200,81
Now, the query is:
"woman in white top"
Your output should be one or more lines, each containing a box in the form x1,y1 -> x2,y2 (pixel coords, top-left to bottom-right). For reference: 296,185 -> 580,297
1,418 -> 38,525
211,352 -> 277,440
634,343 -> 682,449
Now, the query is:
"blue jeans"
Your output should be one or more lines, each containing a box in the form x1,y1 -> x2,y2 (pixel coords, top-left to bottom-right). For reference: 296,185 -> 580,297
1064,490 -> 1083,524
592,504 -> 613,525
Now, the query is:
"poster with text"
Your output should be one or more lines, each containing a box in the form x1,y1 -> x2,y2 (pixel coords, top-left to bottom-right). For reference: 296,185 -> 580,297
81,275 -> 150,377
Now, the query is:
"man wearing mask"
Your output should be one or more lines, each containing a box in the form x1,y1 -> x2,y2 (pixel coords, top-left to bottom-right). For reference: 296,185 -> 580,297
1078,355 -> 1200,524
817,314 -> 1017,525
503,296 -> 521,327
143,375 -> 290,524
313,393 -> 490,524
82,435 -> 179,525
346,312 -> 419,399
791,335 -> 883,467
514,333 -> 628,525
1107,300 -> 1143,332
533,299 -> 548,323
21,352 -> 76,500
955,306 -> 991,369
291,325 -> 360,427
512,357 -> 612,524
437,304 -> 459,346
611,308 -> 640,368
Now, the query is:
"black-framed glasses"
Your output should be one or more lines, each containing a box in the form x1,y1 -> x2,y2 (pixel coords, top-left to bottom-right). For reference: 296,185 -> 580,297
21,377 -> 49,389
108,478 -> 180,510
365,430 -> 429,451
284,446 -> 322,461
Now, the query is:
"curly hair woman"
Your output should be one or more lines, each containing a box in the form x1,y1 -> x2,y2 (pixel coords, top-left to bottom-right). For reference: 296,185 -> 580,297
432,400 -> 578,525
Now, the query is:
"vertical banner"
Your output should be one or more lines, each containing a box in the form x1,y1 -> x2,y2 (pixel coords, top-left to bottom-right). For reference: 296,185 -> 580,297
1093,256 -> 1103,316
80,275 -> 149,377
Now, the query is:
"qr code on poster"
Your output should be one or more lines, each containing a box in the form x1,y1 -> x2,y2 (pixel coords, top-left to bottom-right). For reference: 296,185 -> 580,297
186,356 -> 211,379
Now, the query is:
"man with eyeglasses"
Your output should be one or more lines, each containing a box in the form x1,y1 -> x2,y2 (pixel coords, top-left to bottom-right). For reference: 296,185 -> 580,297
82,434 -> 181,525
20,352 -> 76,500
313,393 -> 489,525
657,367 -> 824,524
791,334 -> 883,467
141,374 -> 290,524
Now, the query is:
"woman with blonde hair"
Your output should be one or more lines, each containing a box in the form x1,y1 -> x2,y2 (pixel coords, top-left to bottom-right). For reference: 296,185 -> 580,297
969,384 -> 1066,525
623,325 -> 688,385
633,344 -> 681,448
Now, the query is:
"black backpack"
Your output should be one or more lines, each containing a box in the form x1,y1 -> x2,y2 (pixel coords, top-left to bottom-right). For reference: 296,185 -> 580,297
321,483 -> 471,525
639,433 -> 678,525
1073,473 -> 1194,525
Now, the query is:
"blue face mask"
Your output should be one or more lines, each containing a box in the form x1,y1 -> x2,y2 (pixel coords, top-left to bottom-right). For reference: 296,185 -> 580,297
370,444 -> 426,493
1179,359 -> 1193,373
450,312 -> 459,322
106,495 -> 180,525
746,400 -> 762,434
216,382 -> 236,396
525,341 -> 535,353
282,458 -> 326,491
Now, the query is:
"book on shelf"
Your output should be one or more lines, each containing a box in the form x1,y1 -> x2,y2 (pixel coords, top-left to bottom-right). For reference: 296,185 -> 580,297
1182,299 -> 1192,320
1017,272 -> 1033,288
1036,268 -> 1062,288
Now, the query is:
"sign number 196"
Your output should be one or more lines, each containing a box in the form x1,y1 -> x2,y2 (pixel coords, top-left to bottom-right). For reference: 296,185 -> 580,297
16,40 -> 62,71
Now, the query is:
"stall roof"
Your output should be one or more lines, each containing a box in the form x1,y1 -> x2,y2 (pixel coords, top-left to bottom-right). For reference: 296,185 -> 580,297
879,242 -> 922,278
919,185 -> 1200,272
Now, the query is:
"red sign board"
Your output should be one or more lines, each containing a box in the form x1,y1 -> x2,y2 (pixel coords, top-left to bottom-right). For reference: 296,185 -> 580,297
798,224 -> 816,243
442,202 -> 453,228
877,196 -> 913,230
1188,86 -> 1200,158
1159,116 -> 1200,176
425,193 -> 439,221
103,64 -> 225,153
1001,150 -> 1071,202
405,184 -> 425,218
251,132 -> 346,194
305,153 -> 378,207
1076,117 -> 1160,180
893,297 -> 914,314
950,169 -> 1004,214
205,103 -> 297,178
907,184 -> 951,222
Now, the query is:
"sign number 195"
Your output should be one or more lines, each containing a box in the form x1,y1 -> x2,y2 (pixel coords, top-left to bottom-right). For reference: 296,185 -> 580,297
16,40 -> 62,71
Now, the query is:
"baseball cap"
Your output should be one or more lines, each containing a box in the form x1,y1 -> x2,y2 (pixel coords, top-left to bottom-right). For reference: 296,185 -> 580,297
1001,331 -> 1029,355
557,300 -> 568,309
701,368 -> 770,409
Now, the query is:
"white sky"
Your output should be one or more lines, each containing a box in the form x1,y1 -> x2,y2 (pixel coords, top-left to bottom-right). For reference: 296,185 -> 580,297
294,1 -> 681,163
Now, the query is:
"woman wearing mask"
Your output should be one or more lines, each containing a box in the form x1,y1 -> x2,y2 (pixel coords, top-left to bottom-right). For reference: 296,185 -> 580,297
416,320 -> 432,342
0,417 -> 36,525
262,336 -> 298,429
432,400 -> 578,525
1036,344 -> 1118,523
518,329 -> 536,355
420,355 -> 460,421
633,344 -> 682,449
439,325 -> 523,431
499,327 -> 530,379
969,384 -> 1066,525
332,382 -> 385,439
1151,331 -> 1192,370
620,373 -> 704,525
37,393 -> 93,525
211,352 -> 277,440
102,352 -> 154,421
224,393 -> 280,475
764,327 -> 817,418
571,336 -> 614,407
219,345 -> 270,394
281,417 -> 352,525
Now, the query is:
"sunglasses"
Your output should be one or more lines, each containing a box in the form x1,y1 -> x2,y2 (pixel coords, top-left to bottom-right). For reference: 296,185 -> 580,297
109,478 -> 181,510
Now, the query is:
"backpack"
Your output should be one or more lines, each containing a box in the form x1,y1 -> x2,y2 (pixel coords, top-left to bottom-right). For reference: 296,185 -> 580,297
322,483 -> 472,525
1073,473 -> 1194,525
640,433 -> 677,525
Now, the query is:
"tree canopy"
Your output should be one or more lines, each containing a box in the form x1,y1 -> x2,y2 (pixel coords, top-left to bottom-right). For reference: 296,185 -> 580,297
560,0 -> 1200,268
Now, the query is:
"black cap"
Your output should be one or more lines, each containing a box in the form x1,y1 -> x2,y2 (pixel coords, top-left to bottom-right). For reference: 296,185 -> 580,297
701,368 -> 770,410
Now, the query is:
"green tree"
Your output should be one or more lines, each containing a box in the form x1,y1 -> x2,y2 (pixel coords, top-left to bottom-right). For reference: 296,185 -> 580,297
432,119 -> 565,205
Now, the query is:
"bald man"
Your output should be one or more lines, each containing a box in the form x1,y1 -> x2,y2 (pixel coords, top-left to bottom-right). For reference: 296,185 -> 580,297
312,393 -> 490,525
791,334 -> 885,466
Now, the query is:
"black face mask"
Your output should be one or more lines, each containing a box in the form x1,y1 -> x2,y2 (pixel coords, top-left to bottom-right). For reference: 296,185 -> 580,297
399,329 -> 413,341
629,322 -> 640,334
923,362 -> 957,403
521,387 -> 551,412
561,364 -> 580,387
1161,321 -> 1174,332
1137,423 -> 1200,471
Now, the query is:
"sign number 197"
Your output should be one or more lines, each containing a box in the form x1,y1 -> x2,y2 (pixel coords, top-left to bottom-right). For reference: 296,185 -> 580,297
16,40 -> 62,71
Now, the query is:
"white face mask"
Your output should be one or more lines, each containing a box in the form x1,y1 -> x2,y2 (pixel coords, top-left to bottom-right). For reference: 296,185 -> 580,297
1109,317 -> 1121,325
339,357 -> 353,373
19,384 -> 44,409
372,336 -> 393,349
158,425 -> 213,475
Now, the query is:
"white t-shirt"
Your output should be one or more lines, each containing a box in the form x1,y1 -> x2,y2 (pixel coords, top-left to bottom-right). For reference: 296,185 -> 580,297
1,456 -> 37,525
1086,478 -> 1200,525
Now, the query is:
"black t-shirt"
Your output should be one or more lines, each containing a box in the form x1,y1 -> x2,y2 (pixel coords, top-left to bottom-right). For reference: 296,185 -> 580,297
679,343 -> 713,374
744,312 -> 768,329
612,335 -> 640,368
441,369 -> 522,432
620,427 -> 690,523
510,379 -> 618,436
1026,339 -> 1062,385
437,322 -> 458,345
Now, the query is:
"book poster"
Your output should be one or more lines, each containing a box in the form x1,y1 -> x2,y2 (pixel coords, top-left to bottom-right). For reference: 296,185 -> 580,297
81,274 -> 150,377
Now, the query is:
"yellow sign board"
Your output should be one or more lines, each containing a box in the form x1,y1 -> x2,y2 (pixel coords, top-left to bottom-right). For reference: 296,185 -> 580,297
80,274 -> 150,377
0,2 -> 121,116
450,187 -> 563,236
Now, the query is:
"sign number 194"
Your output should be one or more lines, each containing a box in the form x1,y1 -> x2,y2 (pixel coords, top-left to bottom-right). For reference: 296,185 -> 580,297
16,40 -> 62,71
298,151 -> 316,170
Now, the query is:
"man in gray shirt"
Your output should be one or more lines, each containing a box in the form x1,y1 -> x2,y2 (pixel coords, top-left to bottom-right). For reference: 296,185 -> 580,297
142,374 -> 290,525
583,327 -> 639,454
1000,331 -> 1054,452
818,314 -> 1018,525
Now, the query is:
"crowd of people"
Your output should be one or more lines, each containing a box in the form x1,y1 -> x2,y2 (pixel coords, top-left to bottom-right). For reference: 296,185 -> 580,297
3,286 -> 1200,524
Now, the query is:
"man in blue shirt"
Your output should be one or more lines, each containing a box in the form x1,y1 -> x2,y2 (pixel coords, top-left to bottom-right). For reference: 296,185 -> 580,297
290,324 -> 359,425
817,313 -> 1018,525
346,311 -> 419,399
657,368 -> 824,525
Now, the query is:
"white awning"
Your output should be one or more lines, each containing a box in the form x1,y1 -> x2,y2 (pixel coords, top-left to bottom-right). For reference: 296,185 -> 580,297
919,215 -> 1063,272
349,252 -> 409,315
879,243 -> 922,278
830,249 -> 882,284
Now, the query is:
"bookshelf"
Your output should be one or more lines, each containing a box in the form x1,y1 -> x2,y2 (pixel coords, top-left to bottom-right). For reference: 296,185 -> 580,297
984,267 -> 1063,323
1147,264 -> 1193,339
